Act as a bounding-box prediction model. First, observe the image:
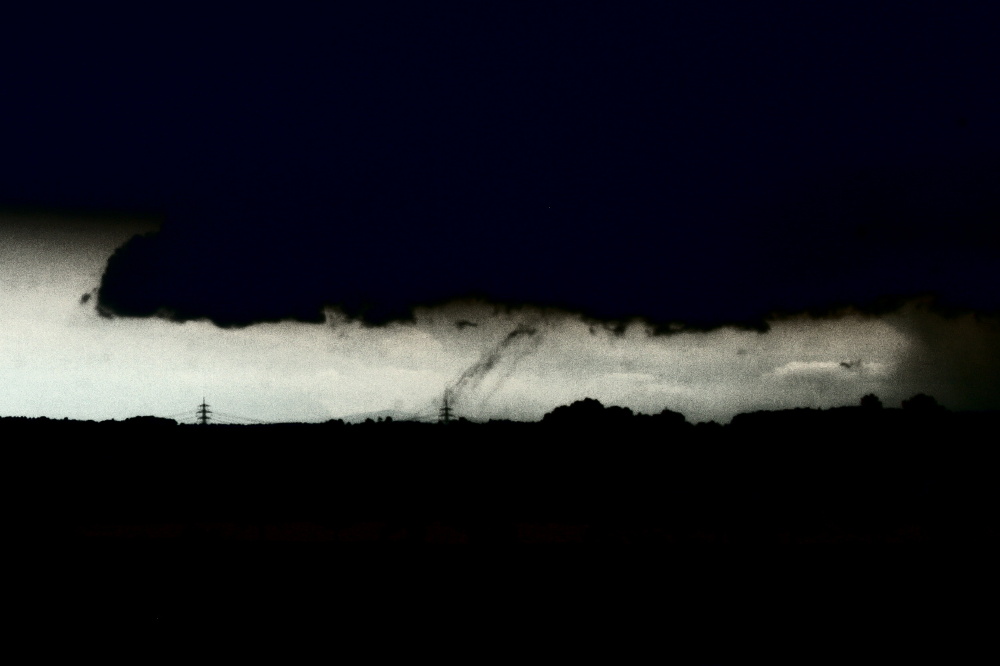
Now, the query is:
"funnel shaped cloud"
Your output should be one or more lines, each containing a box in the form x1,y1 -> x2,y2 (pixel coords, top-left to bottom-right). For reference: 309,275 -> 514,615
446,325 -> 544,413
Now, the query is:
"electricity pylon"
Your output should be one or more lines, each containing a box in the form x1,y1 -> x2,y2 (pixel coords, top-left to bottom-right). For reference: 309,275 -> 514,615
197,398 -> 212,426
439,391 -> 454,424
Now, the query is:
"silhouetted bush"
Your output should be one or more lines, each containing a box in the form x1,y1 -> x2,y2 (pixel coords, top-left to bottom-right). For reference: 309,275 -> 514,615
860,393 -> 883,410
902,393 -> 945,413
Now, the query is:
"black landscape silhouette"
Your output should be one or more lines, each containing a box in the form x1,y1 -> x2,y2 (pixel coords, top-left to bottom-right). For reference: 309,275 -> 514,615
19,393 -> 995,546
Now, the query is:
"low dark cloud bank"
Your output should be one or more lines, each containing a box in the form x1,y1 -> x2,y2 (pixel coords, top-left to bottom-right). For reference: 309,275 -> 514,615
94,160 -> 999,331
0,4 -> 995,331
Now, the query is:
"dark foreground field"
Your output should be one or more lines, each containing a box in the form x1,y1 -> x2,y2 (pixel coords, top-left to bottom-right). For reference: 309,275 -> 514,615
14,405 -> 998,545
13,406 -> 996,659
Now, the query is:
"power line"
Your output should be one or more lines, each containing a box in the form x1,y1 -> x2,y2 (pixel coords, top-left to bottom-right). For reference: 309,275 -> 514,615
154,400 -> 461,425
213,411 -> 273,424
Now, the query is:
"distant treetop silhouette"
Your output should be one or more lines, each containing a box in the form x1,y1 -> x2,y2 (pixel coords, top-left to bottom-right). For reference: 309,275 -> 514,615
860,394 -> 883,410
902,393 -> 946,413
540,398 -> 684,428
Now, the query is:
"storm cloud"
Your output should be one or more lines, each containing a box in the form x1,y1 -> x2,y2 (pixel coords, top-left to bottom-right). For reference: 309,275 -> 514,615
70,4 -> 996,333
93,158 -> 999,334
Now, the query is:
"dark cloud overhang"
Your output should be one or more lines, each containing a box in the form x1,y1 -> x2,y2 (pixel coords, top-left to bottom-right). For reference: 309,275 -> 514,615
94,158 -> 1000,331
94,233 -> 998,333
2,4 -> 996,331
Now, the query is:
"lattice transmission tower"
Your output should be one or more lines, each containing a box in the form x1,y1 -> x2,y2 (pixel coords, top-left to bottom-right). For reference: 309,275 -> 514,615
439,391 -> 454,424
197,398 -> 212,426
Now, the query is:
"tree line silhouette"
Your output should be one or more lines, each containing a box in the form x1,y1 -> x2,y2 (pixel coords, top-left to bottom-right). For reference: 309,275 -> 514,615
11,393 -> 996,544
